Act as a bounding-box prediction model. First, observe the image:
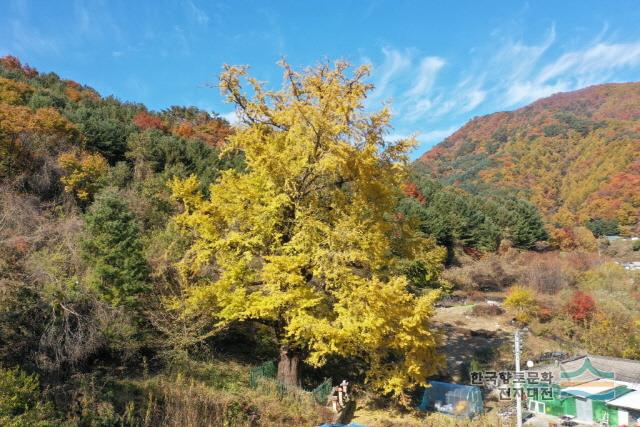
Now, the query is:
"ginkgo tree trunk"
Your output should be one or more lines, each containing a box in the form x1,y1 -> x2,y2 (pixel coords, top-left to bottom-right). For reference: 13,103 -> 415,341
170,60 -> 447,402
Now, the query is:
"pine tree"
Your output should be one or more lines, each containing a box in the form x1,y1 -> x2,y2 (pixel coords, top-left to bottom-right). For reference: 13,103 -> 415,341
82,190 -> 149,307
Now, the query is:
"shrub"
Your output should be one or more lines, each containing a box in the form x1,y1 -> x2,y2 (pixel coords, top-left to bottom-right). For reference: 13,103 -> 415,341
472,303 -> 504,316
504,285 -> 538,324
58,150 -> 108,202
633,240 -> 640,251
581,308 -> 636,358
443,254 -> 517,291
536,306 -> 554,323
572,226 -> 598,252
0,366 -> 54,426
520,253 -> 567,293
579,262 -> 630,294
132,374 -> 323,426
565,291 -> 596,323
543,124 -> 564,137
624,321 -> 640,359
467,290 -> 485,302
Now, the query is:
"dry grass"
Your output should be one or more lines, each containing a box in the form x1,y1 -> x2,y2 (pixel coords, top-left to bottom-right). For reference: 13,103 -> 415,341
445,249 -> 606,295
350,404 -> 506,427
471,303 -> 504,317
133,374 -> 323,427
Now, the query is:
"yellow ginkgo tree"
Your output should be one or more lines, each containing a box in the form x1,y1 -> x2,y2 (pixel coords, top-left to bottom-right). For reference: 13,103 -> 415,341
170,60 -> 446,401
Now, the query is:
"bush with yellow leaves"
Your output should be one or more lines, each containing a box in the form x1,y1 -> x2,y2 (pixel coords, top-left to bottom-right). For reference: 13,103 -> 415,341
504,285 -> 538,324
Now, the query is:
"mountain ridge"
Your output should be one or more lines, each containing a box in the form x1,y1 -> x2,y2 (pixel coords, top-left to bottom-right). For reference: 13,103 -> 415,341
418,82 -> 640,235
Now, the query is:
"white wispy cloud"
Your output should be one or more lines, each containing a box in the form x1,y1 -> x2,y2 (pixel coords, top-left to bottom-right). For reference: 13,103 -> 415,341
221,111 -> 240,125
369,48 -> 447,121
370,47 -> 412,99
406,98 -> 437,121
405,56 -> 445,98
499,26 -> 556,84
503,80 -> 569,106
377,24 -> 640,157
8,19 -> 59,54
71,1 -> 125,43
411,126 -> 460,154
420,126 -> 458,142
426,76 -> 487,119
385,126 -> 456,148
461,88 -> 486,112
539,41 -> 640,83
185,0 -> 210,25
500,36 -> 640,106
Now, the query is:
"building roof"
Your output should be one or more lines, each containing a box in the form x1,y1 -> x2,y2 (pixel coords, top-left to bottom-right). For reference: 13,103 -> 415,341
607,390 -> 640,411
537,355 -> 640,386
561,379 -> 618,396
559,379 -> 632,401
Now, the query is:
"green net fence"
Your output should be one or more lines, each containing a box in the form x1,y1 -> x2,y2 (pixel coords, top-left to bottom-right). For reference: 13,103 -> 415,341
311,378 -> 333,404
248,361 -> 333,405
249,360 -> 276,388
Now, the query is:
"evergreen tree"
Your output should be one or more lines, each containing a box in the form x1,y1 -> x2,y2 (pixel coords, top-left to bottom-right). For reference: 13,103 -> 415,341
503,199 -> 549,248
585,218 -> 619,237
82,190 -> 150,307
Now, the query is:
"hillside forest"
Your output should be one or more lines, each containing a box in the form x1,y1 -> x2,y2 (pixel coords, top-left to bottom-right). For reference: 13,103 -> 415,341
0,55 -> 639,426
418,82 -> 640,246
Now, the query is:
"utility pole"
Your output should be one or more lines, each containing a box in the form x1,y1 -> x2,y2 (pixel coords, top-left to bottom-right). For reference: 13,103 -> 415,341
514,329 -> 523,427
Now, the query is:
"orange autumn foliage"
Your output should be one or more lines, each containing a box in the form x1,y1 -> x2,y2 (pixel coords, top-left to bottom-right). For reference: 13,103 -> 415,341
401,182 -> 426,204
0,103 -> 79,141
0,77 -> 33,105
133,111 -> 166,131
419,82 -> 640,234
0,55 -> 38,77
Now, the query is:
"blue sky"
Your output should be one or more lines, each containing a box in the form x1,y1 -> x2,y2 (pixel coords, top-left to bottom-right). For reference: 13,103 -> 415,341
2,0 -> 640,158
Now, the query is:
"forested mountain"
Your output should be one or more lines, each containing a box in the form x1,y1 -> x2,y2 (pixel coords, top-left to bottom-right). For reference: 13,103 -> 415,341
418,83 -> 640,240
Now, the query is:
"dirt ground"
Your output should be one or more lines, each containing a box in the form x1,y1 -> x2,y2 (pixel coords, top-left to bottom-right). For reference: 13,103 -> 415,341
434,304 -> 509,331
433,303 -> 514,378
433,301 -> 562,379
344,300 -> 567,426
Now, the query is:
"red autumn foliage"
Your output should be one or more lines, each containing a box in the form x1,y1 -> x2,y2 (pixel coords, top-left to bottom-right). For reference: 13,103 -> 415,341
65,80 -> 82,89
566,291 -> 596,323
401,182 -> 426,204
192,120 -> 233,147
418,82 -> 640,229
133,111 -> 166,131
0,55 -> 38,77
537,306 -> 554,323
173,122 -> 195,138
462,246 -> 483,260
12,236 -> 29,253
0,55 -> 23,71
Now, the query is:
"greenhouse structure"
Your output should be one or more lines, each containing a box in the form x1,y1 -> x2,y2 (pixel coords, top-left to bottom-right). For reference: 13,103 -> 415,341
418,380 -> 483,418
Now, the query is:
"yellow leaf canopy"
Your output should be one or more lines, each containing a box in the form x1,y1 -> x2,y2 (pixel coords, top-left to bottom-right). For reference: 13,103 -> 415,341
170,61 -> 445,400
